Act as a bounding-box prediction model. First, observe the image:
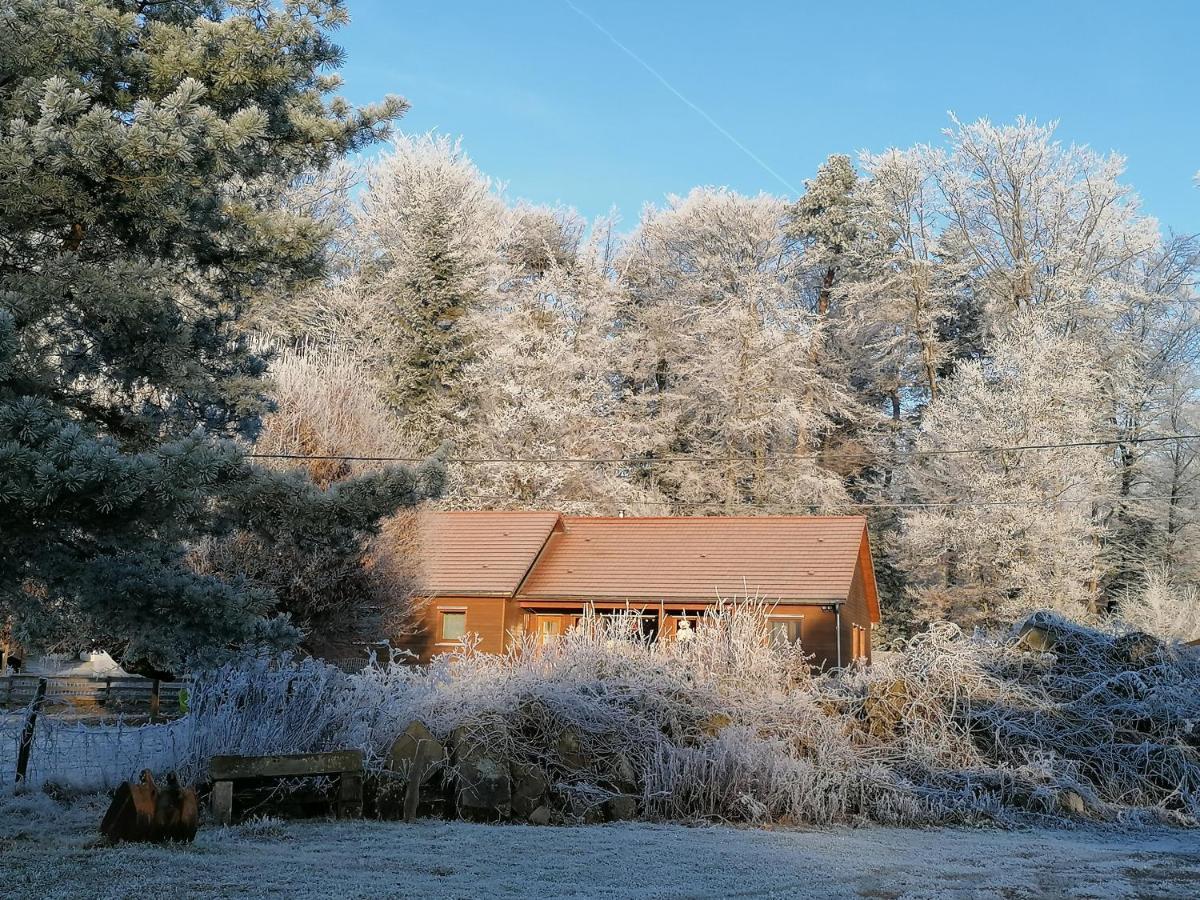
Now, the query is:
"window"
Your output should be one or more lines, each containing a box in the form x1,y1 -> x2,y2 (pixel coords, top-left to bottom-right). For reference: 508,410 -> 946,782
440,610 -> 466,642
768,618 -> 803,647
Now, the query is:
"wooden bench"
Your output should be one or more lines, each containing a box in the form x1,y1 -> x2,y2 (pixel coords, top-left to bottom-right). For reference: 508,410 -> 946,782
209,750 -> 364,825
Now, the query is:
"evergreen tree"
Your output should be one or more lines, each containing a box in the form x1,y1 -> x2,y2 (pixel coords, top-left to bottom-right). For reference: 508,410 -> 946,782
0,0 -> 429,671
354,133 -> 504,451
789,154 -> 859,318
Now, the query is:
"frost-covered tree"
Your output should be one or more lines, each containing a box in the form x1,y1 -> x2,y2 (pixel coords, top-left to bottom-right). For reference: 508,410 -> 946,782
0,0 -> 430,670
355,133 -> 505,450
615,189 -> 853,511
935,116 -> 1158,328
898,318 -> 1109,626
1091,235 -> 1200,597
449,207 -> 636,511
845,147 -> 959,418
191,344 -> 440,655
790,155 -> 859,318
1118,567 -> 1200,643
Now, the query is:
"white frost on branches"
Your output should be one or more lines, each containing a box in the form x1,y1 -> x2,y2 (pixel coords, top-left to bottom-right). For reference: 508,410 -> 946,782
898,318 -> 1109,625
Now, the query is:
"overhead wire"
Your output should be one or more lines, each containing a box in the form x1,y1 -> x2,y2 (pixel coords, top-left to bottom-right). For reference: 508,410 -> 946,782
246,431 -> 1200,466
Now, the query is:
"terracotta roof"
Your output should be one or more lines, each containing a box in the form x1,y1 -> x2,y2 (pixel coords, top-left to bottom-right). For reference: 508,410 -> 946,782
520,516 -> 877,620
416,511 -> 879,621
417,510 -> 561,597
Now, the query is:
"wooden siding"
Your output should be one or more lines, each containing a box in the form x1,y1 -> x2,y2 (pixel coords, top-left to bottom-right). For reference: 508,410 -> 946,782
405,596 -> 511,662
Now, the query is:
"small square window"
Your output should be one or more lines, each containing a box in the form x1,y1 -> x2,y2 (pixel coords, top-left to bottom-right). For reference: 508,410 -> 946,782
441,611 -> 466,641
768,618 -> 802,647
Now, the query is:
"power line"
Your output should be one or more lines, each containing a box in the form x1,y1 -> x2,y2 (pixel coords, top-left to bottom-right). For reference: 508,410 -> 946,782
246,431 -> 1200,466
449,492 -> 1185,513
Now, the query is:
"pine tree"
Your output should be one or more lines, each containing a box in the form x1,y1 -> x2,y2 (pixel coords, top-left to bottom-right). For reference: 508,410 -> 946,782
0,0 -> 427,671
354,133 -> 505,451
789,154 -> 859,318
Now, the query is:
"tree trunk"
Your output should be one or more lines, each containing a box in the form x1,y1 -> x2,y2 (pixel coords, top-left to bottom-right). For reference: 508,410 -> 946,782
817,266 -> 835,318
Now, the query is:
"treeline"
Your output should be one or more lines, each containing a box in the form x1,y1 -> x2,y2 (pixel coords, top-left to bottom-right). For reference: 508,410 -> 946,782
3,1 -> 1197,671
258,124 -> 1200,640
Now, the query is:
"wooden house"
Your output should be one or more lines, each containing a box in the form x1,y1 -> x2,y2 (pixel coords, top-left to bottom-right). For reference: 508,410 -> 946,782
402,511 -> 880,669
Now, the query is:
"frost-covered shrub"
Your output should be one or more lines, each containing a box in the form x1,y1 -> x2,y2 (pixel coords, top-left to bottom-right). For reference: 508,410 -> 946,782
169,605 -> 1200,827
1119,568 -> 1200,643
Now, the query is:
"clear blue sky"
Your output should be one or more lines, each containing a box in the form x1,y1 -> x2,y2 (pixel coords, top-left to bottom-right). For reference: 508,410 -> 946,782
336,0 -> 1199,234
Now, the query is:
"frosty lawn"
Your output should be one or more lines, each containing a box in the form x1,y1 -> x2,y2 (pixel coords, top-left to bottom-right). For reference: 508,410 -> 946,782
1,793 -> 1198,899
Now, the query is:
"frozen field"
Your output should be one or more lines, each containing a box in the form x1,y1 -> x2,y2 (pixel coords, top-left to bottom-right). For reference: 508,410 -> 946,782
1,794 -> 1197,899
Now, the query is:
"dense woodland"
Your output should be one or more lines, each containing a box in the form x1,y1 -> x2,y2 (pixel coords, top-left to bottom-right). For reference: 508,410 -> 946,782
257,124 -> 1200,644
1,0 -> 1198,671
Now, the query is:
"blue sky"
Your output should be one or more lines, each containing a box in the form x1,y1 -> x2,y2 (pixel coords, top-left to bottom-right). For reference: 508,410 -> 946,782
336,1 -> 1199,234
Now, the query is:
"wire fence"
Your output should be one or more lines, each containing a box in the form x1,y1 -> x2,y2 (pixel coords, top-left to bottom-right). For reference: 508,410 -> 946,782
0,711 -> 188,793
0,676 -> 192,793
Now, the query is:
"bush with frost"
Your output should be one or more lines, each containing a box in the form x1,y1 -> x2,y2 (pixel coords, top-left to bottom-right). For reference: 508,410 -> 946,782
159,601 -> 1200,827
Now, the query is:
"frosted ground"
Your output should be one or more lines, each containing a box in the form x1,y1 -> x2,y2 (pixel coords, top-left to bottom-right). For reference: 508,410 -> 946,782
1,794 -> 1197,900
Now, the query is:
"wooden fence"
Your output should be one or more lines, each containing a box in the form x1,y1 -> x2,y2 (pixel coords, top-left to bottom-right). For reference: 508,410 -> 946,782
0,675 -> 187,715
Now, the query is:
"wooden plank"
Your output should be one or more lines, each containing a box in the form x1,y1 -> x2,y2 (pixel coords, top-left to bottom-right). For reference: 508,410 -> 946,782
337,773 -> 363,819
210,750 -> 363,780
212,780 -> 234,826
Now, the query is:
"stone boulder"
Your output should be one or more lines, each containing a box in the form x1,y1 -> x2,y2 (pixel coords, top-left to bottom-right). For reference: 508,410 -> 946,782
1112,632 -> 1165,668
455,755 -> 512,821
604,794 -> 638,821
1016,623 -> 1058,653
555,728 -> 587,770
386,721 -> 447,822
451,726 -> 511,821
510,762 -> 549,820
1060,790 -> 1086,815
861,678 -> 913,739
526,804 -> 553,826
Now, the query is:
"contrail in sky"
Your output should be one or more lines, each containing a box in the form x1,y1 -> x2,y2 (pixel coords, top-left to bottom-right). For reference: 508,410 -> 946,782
562,0 -> 801,196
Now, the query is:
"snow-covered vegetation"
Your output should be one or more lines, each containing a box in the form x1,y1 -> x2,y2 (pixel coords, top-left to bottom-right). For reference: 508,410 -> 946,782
5,0 -> 1200,674
258,115 -> 1200,642
39,605 -> 1161,828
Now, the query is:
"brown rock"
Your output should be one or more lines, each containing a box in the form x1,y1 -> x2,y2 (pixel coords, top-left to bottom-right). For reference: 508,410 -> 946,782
527,804 -> 552,826
605,794 -> 638,821
456,755 -> 511,821
1112,632 -> 1165,668
1016,624 -> 1057,653
556,729 -> 587,770
609,754 -> 638,794
510,762 -> 549,820
862,678 -> 913,738
1060,790 -> 1086,815
388,721 -> 447,822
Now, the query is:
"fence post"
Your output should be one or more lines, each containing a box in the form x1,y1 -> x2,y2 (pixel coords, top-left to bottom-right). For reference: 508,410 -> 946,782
15,677 -> 47,784
149,678 -> 161,722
